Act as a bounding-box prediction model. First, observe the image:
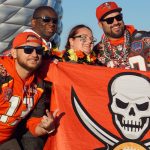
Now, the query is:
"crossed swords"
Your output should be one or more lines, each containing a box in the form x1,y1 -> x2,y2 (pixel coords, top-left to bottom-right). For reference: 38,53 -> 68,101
71,87 -> 150,149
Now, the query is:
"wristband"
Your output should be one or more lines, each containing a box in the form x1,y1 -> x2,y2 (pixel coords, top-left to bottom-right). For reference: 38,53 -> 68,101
46,128 -> 55,134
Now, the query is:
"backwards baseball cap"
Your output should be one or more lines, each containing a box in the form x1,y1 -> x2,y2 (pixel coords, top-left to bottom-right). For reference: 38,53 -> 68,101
12,32 -> 43,48
96,1 -> 122,21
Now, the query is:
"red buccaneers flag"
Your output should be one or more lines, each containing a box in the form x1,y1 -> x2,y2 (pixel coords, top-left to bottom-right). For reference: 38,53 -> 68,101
44,62 -> 150,150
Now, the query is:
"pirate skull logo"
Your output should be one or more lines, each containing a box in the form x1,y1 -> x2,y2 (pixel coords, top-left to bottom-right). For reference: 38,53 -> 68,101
108,73 -> 150,140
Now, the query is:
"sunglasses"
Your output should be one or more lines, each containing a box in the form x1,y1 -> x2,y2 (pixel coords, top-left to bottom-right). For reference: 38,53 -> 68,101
16,46 -> 45,55
101,14 -> 123,24
73,35 -> 97,43
35,16 -> 58,24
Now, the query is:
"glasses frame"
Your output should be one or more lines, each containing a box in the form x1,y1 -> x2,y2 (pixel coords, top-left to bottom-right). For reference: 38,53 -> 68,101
15,45 -> 45,55
73,35 -> 97,43
34,16 -> 58,24
101,13 -> 123,24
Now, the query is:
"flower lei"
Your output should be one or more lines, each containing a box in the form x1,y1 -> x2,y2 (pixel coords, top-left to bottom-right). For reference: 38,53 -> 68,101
63,49 -> 97,65
51,47 -> 63,59
43,45 -> 63,60
99,29 -> 131,68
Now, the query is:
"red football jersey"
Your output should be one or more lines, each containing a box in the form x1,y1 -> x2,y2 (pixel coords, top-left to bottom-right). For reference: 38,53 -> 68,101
0,56 -> 44,143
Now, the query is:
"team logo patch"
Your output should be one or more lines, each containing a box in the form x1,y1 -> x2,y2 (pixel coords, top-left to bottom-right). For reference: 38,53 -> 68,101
0,64 -> 9,77
102,2 -> 111,10
3,87 -> 12,101
24,84 -> 37,97
131,41 -> 143,53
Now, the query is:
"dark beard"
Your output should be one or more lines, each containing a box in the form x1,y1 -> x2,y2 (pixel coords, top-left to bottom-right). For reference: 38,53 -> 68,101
17,58 -> 41,72
109,27 -> 124,38
104,23 -> 125,39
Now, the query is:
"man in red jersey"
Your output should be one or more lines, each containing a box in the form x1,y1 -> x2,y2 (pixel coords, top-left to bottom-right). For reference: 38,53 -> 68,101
0,32 -> 58,149
94,1 -> 150,71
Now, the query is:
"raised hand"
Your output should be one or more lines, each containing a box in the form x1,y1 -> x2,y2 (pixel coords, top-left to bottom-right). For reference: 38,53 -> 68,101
39,109 -> 59,134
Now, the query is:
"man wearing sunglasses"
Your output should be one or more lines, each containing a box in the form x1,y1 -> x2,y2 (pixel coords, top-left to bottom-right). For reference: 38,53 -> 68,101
94,1 -> 150,71
3,6 -> 59,59
0,32 -> 58,149
24,6 -> 58,58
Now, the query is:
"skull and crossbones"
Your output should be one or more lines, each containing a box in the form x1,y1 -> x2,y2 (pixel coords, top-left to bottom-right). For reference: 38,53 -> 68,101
109,73 -> 150,140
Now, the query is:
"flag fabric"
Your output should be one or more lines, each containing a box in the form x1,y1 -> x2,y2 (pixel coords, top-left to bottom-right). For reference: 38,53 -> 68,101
44,62 -> 150,150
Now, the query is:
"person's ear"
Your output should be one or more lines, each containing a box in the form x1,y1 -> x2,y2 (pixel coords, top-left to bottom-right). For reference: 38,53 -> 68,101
98,22 -> 103,28
11,48 -> 17,58
31,19 -> 36,28
69,38 -> 74,48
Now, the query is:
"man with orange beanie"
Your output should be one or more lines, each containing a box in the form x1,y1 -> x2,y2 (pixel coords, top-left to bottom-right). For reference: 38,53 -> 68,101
94,1 -> 150,71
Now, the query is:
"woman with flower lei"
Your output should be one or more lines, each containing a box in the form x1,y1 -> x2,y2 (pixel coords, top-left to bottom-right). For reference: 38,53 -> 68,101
61,24 -> 99,65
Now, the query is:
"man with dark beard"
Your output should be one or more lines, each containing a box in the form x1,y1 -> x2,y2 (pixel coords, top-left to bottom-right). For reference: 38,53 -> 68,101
94,1 -> 150,71
0,32 -> 58,149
